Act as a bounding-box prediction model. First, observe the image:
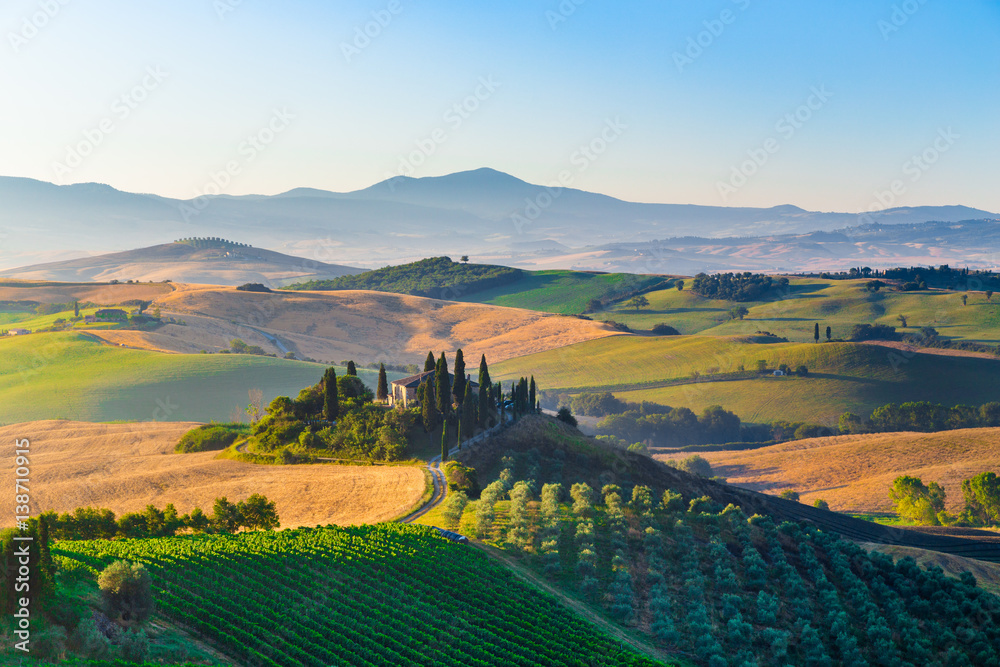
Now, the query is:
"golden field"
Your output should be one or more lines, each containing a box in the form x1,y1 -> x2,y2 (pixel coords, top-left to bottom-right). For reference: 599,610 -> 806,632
687,427 -> 1000,513
1,420 -> 426,528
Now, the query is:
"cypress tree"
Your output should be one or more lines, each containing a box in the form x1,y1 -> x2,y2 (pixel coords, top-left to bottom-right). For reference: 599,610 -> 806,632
478,381 -> 489,428
462,381 -> 476,437
424,351 -> 436,372
478,354 -> 491,388
813,323 -> 819,343
323,368 -> 338,420
376,363 -> 389,403
74,300 -> 80,317
441,420 -> 449,462
529,376 -> 536,412
346,360 -> 357,376
826,325 -> 832,341
420,380 -> 437,432
453,349 -> 466,404
436,353 -> 451,416
38,514 -> 55,586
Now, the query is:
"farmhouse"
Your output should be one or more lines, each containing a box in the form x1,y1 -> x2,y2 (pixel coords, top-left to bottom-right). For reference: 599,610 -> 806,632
6,328 -> 29,336
389,371 -> 478,408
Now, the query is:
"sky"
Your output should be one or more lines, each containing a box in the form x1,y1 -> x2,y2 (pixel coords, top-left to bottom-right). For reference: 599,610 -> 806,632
1,0 -> 998,213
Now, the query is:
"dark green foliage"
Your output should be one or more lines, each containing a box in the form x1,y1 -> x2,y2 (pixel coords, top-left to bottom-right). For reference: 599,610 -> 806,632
435,353 -> 451,416
441,420 -> 449,462
556,407 -> 577,427
529,376 -> 537,412
424,351 -> 436,372
650,323 -> 681,335
453,348 -> 466,403
376,363 -> 389,402
346,360 -> 357,376
962,472 -> 1000,525
570,392 -> 628,417
849,399 -> 1000,434
98,560 -> 153,625
461,382 -> 476,438
814,322 -> 820,342
826,325 -> 832,340
478,353 -> 491,388
478,381 -> 491,428
445,461 -> 481,498
174,424 -> 240,453
690,272 -> 788,301
420,380 -> 438,432
235,283 -> 272,293
849,323 -> 899,341
285,256 -> 523,297
323,367 -> 338,420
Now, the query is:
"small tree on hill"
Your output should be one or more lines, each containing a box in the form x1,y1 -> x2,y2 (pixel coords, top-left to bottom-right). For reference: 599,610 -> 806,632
556,406 -> 577,427
813,323 -> 819,343
98,561 -> 153,626
676,279 -> 684,291
441,420 -> 449,462
211,497 -> 242,532
462,382 -> 476,438
346,360 -> 357,376
826,325 -> 832,341
987,290 -> 994,302
897,314 -> 908,328
478,381 -> 490,427
376,363 -> 389,403
74,300 -> 80,317
962,294 -> 968,306
585,297 -> 602,313
424,351 -> 436,372
323,368 -> 338,420
237,494 -> 280,530
460,255 -> 469,263
729,305 -> 749,320
419,380 -> 437,432
625,295 -> 650,312
529,376 -> 536,413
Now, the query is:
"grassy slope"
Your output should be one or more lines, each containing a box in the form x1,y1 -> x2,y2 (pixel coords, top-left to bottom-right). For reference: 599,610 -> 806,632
0,331 -> 394,423
494,335 -> 1000,423
456,270 -> 665,314
594,278 -> 1000,342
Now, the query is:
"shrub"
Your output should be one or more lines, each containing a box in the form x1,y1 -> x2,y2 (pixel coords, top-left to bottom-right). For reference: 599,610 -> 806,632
174,425 -> 240,453
778,490 -> 800,502
556,407 -> 577,427
236,283 -> 272,292
651,323 -> 681,336
814,499 -> 830,510
98,561 -> 153,625
118,629 -> 150,662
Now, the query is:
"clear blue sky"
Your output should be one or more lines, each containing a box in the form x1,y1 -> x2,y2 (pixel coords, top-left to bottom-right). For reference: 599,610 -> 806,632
2,0 -> 998,212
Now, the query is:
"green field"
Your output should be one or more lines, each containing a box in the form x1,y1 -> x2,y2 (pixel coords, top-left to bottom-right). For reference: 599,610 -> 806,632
0,332 -> 398,424
493,335 -> 1000,424
592,278 -> 1000,343
51,524 -> 664,666
0,305 -> 113,331
456,270 -> 666,314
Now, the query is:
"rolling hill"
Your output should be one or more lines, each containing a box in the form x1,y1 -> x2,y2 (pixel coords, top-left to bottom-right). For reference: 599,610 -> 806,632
493,335 -> 1000,424
692,427 -> 1000,514
593,277 -> 1000,343
0,420 -> 425,528
0,239 -> 362,286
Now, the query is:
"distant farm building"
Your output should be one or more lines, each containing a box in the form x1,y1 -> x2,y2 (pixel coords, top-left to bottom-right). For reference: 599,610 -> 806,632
94,309 -> 127,322
773,369 -> 786,377
6,328 -> 29,336
389,371 -> 478,408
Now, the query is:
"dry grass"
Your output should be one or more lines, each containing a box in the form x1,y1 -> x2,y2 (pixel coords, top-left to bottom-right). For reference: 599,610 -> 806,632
0,281 -> 173,304
686,427 -> 1000,513
133,284 -> 620,363
0,420 -> 425,528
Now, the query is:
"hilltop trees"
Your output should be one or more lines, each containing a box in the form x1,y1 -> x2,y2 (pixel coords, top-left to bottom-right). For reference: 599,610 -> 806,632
419,380 -> 438,432
826,325 -> 832,341
346,360 -> 357,376
424,351 -> 436,372
814,323 -> 819,342
962,472 -> 1000,525
690,272 -> 787,301
435,353 -> 451,416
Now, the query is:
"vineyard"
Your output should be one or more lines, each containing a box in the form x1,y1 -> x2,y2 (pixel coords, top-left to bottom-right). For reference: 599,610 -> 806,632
53,523 -> 666,667
452,448 -> 1000,666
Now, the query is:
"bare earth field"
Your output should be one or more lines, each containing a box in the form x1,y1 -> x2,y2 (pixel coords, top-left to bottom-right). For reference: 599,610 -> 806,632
0,420 -> 425,528
685,427 -> 1000,513
107,283 -> 622,364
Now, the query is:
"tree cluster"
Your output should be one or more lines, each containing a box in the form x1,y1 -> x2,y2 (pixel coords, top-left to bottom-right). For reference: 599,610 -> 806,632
839,400 -> 1000,434
690,272 -> 789,302
284,256 -> 522,299
890,472 -> 1000,527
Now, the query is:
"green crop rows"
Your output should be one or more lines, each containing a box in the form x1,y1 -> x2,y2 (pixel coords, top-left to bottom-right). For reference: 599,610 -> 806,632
54,523 -> 664,667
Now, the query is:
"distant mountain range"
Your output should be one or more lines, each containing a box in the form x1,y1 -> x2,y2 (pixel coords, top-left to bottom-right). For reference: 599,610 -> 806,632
0,168 -> 995,273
